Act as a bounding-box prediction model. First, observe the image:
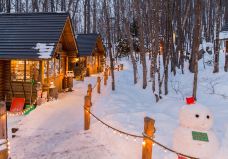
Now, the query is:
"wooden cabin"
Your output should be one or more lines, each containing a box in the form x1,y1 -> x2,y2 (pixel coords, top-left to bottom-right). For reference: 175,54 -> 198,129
75,34 -> 105,78
220,24 -> 228,53
0,13 -> 78,105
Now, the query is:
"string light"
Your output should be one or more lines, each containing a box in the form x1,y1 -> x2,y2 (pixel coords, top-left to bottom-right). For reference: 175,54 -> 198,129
84,106 -> 199,159
7,102 -> 36,117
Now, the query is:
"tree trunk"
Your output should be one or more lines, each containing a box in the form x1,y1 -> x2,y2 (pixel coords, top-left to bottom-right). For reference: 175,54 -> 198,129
32,0 -> 39,12
61,0 -> 66,11
87,0 -> 91,33
126,20 -> 138,84
104,0 -> 115,91
213,0 -> 221,73
192,0 -> 202,100
6,0 -> 10,13
92,0 -> 97,33
50,0 -> 55,12
134,0 -> 147,89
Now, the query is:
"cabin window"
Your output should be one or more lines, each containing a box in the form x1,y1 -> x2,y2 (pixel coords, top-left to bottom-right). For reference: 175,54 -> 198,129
11,60 -> 39,82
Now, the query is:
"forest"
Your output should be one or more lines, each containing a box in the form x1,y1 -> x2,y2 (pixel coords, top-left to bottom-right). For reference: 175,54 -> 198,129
0,0 -> 228,101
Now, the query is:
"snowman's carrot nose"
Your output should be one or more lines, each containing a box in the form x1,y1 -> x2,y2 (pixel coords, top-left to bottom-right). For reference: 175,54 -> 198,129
186,97 -> 195,105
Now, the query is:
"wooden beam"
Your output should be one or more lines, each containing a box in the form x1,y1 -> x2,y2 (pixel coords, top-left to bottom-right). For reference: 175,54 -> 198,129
24,60 -> 26,81
39,61 -> 44,84
47,60 -> 49,85
66,56 -> 68,73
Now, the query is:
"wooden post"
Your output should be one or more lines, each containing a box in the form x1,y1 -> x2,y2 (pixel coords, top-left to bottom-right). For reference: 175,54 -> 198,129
97,77 -> 101,94
142,117 -> 155,159
47,60 -> 49,85
39,61 -> 44,85
24,60 -> 26,81
108,67 -> 111,76
0,102 -> 7,139
0,101 -> 8,159
84,95 -> 91,130
120,64 -> 124,70
104,69 -> 108,86
87,84 -> 92,105
118,65 -> 120,71
105,68 -> 109,80
87,84 -> 92,97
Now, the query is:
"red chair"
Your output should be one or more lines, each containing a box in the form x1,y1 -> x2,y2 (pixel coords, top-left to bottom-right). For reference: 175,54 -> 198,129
10,98 -> 25,113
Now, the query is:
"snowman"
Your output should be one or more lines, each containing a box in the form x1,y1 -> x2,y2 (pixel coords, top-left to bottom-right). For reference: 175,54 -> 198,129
173,97 -> 219,159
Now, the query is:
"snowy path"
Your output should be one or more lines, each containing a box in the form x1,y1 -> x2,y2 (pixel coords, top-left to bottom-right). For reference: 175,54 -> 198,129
9,76 -> 116,159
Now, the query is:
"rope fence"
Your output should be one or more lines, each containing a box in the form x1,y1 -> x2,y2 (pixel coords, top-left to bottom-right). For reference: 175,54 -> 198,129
84,106 -> 199,159
84,65 -> 199,159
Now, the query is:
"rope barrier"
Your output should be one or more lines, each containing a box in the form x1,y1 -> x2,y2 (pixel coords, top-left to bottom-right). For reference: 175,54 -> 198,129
84,107 -> 200,159
142,133 -> 199,159
84,107 -> 143,139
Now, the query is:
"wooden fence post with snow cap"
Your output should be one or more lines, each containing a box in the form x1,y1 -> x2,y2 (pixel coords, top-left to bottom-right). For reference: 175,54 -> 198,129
84,95 -> 91,130
142,117 -> 155,159
97,77 -> 101,94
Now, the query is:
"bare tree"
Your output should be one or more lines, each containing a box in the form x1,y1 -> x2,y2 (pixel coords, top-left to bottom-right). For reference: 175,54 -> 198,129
6,0 -> 10,13
213,0 -> 222,73
104,0 -> 115,91
32,0 -> 39,12
134,0 -> 147,89
61,0 -> 66,11
92,0 -> 97,33
192,0 -> 202,99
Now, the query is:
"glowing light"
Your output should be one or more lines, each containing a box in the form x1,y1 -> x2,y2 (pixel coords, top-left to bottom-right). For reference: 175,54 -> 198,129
142,141 -> 146,146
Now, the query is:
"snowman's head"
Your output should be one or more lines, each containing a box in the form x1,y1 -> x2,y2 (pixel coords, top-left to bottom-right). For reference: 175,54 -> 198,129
179,103 -> 214,131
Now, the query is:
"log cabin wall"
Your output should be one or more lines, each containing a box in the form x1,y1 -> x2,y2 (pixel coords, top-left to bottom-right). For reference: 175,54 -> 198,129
0,61 -> 4,101
4,60 -> 11,102
4,60 -> 38,104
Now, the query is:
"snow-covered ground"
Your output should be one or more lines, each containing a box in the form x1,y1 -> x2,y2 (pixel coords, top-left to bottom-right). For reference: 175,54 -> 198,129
9,55 -> 228,159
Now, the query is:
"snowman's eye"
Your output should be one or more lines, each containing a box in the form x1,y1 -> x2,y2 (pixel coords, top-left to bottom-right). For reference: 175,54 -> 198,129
195,114 -> 199,118
207,115 -> 210,119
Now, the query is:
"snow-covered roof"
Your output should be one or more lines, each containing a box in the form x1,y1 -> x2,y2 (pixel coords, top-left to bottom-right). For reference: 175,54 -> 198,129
33,43 -> 55,59
219,31 -> 228,40
77,33 -> 105,57
0,12 -> 70,59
